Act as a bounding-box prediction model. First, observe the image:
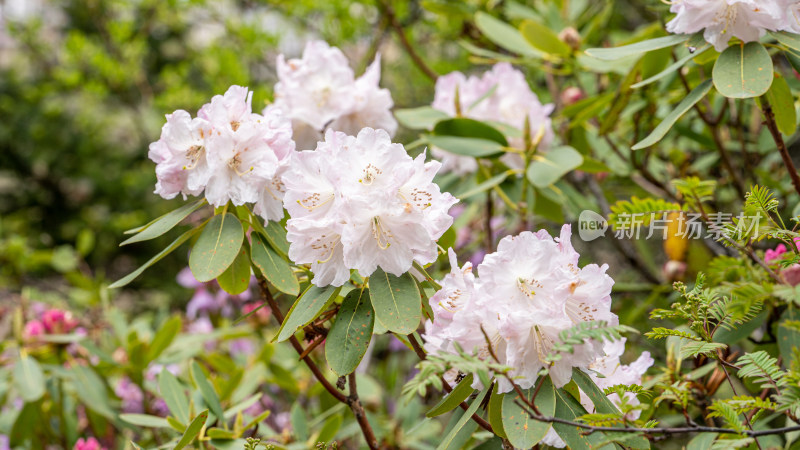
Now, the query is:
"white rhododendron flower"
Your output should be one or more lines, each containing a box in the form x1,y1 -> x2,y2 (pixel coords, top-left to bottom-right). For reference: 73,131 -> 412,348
149,85 -> 296,221
422,225 -> 620,392
665,0 -> 800,51
430,62 -> 554,174
282,128 -> 457,287
270,41 -> 398,150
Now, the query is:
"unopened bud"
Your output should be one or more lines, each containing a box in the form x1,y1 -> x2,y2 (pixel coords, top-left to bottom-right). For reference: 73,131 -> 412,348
558,27 -> 581,51
560,87 -> 584,105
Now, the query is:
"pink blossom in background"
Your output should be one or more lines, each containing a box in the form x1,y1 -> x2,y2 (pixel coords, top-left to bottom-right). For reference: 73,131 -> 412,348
73,437 -> 104,450
23,320 -> 45,339
42,309 -> 78,334
765,244 -> 788,264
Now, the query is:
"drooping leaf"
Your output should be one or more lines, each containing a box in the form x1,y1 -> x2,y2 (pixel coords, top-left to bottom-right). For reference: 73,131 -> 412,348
456,172 -> 511,200
433,118 -> 508,146
488,383 -> 507,439
632,45 -> 710,89
526,146 -> 584,188
110,227 -> 200,288
712,42 -> 774,99
14,354 -> 45,403
121,200 -> 205,245
632,79 -> 713,150
427,374 -> 475,417
423,135 -> 505,158
553,388 -> 612,449
275,285 -> 341,342
585,34 -> 690,60
395,106 -> 450,130
502,377 -> 556,449
369,268 -> 422,335
189,213 -> 244,282
158,369 -> 190,425
519,20 -> 571,57
475,12 -> 540,57
216,244 -> 251,295
250,235 -> 299,296
326,288 -> 375,376
71,365 -> 116,419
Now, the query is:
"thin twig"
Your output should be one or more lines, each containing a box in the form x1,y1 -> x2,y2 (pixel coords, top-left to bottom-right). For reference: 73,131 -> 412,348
348,373 -> 380,449
761,96 -> 800,198
379,0 -> 438,81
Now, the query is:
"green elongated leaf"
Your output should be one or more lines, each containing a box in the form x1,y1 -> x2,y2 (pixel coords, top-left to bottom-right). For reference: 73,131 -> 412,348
167,416 -> 186,432
713,42 -> 774,99
147,315 -> 181,363
632,45 -> 710,88
158,369 -> 190,425
586,34 -> 690,60
488,383 -> 507,439
316,414 -> 342,444
779,308 -> 800,366
764,73 -> 797,135
424,135 -> 505,158
526,146 -> 584,188
206,428 -> 237,439
433,118 -> 508,146
326,289 -> 375,376
436,387 -> 490,450
291,403 -> 309,441
216,245 -> 251,295
632,79 -> 713,150
456,172 -> 511,200
120,414 -> 170,428
571,369 -> 650,449
71,365 -> 116,419
242,410 -> 271,431
427,374 -> 475,417
110,227 -> 200,288
251,235 -> 299,295
772,31 -> 800,53
474,12 -> 540,57
175,410 -> 208,450
263,220 -> 290,256
369,268 -> 422,335
577,157 -> 611,173
121,200 -> 205,245
520,19 -> 571,57
502,377 -> 555,449
395,106 -> 450,130
274,285 -> 341,342
191,361 -> 225,423
14,354 -> 45,402
189,213 -> 244,282
553,388 -> 612,449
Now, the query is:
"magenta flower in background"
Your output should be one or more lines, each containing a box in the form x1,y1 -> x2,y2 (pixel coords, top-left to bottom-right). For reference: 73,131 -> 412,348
42,309 -> 78,334
115,377 -> 144,414
73,437 -> 104,450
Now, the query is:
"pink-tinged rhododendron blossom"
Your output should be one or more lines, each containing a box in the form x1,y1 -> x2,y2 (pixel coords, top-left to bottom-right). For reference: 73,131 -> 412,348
665,0 -> 800,52
269,40 -> 397,150
430,62 -> 554,174
282,128 -> 457,286
148,86 -> 296,222
422,225 -> 620,392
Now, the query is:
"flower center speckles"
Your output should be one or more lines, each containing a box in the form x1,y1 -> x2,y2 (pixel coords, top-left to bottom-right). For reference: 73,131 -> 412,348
227,153 -> 254,176
182,145 -> 205,170
231,121 -> 240,132
438,289 -> 463,313
359,163 -> 382,185
297,192 -> 333,210
533,325 -> 555,365
565,298 -> 598,324
311,233 -> 338,264
516,277 -> 543,299
372,216 -> 392,250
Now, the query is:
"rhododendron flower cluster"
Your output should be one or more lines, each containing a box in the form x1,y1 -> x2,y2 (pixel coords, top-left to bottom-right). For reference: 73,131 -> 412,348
422,225 -> 630,391
431,62 -> 554,174
765,239 -> 800,285
269,40 -> 397,150
666,0 -> 800,51
149,85 -> 295,222
282,128 -> 457,286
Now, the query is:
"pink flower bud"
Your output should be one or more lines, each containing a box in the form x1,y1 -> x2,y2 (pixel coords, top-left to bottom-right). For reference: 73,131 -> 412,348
560,87 -> 584,106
